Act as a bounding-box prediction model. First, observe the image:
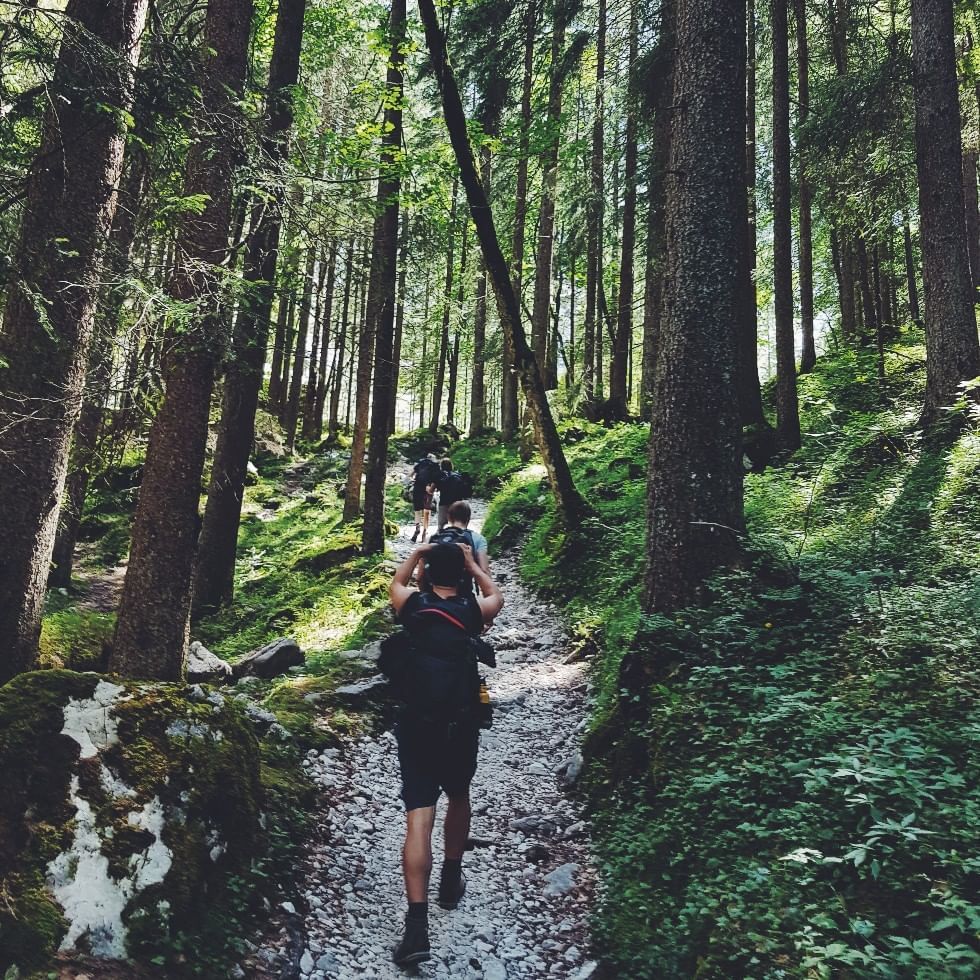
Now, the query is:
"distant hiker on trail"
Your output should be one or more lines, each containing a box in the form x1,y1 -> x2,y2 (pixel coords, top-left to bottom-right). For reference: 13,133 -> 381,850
418,500 -> 491,596
435,457 -> 473,531
386,541 -> 504,967
410,453 -> 442,543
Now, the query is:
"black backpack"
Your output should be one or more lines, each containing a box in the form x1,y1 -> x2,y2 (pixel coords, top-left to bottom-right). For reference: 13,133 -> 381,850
427,526 -> 477,593
379,593 -> 482,726
441,471 -> 473,504
414,458 -> 442,487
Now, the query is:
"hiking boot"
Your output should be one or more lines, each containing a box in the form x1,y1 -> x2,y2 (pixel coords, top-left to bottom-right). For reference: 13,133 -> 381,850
392,916 -> 430,966
437,870 -> 466,910
420,529 -> 427,542
410,525 -> 420,543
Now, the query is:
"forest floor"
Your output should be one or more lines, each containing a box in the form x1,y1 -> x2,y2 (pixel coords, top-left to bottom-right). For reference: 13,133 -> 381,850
247,465 -> 598,980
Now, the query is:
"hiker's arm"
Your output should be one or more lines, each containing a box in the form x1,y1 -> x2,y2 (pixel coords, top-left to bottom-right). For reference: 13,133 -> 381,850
460,546 -> 503,623
389,544 -> 432,615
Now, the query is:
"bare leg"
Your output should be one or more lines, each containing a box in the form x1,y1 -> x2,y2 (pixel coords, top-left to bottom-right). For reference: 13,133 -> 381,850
422,507 -> 430,539
443,793 -> 471,859
403,806 -> 436,903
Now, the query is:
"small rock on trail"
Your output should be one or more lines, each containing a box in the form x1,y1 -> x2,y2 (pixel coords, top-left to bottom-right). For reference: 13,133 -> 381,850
252,481 -> 596,978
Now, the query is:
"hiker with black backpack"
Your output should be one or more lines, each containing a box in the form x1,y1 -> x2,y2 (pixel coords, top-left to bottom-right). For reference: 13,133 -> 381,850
409,453 -> 443,543
435,457 -> 474,531
418,500 -> 490,596
386,541 -> 504,966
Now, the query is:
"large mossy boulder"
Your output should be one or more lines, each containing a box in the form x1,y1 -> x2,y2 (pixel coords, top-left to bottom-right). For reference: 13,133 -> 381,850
0,670 -> 262,975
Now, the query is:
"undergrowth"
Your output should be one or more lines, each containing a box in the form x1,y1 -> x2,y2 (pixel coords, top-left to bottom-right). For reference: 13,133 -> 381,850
481,340 -> 980,978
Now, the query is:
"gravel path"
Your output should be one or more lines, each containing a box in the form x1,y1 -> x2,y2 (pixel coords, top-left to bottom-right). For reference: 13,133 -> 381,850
255,469 -> 597,979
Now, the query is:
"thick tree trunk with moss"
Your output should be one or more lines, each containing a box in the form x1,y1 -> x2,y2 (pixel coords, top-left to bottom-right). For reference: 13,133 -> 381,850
192,0 -> 306,616
912,0 -> 980,419
419,0 -> 584,527
111,0 -> 253,680
362,0 -> 405,555
771,0 -> 801,450
0,0 -> 149,681
643,0 -> 745,613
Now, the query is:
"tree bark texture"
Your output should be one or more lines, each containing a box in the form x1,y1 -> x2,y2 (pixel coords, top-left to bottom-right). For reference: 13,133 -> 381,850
505,0 -> 537,434
0,0 -> 149,680
193,0 -> 306,615
640,0 -> 675,419
912,0 -> 980,419
111,0 -> 253,679
49,154 -> 148,589
610,1 -> 639,418
309,240 -> 338,439
284,248 -> 316,450
418,0 -> 584,527
430,180 -> 458,433
362,0 -> 406,555
795,0 -> 816,373
469,147 -> 491,435
643,0 -> 746,613
771,0 -> 801,450
583,0 -> 606,403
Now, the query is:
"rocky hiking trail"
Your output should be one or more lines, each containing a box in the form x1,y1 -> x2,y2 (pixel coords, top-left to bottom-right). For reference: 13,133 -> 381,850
251,464 -> 598,979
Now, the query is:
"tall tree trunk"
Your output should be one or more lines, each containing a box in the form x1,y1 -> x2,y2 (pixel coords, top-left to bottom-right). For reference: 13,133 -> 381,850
644,0 -> 745,613
418,0 -> 584,526
583,0 -> 606,404
267,195 -> 303,412
795,0 -> 816,373
903,220 -> 922,324
284,248 -> 316,450
771,0 -> 801,450
362,0 -> 406,555
301,247 -> 328,440
962,147 -> 980,298
111,0 -> 253,679
735,0 -> 769,430
389,217 -> 409,434
0,0 -> 149,678
328,236 -> 355,440
430,180 -> 458,433
610,1 -> 639,418
343,226 -> 379,520
912,0 -> 980,419
835,227 -> 858,339
469,148 -> 491,435
640,0 -> 675,419
50,154 -> 148,589
448,222 -> 469,426
193,0 -> 306,615
505,0 -> 536,433
311,240 -> 338,439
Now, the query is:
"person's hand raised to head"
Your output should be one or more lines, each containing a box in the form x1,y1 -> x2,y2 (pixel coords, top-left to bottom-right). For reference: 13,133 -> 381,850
456,542 -> 477,571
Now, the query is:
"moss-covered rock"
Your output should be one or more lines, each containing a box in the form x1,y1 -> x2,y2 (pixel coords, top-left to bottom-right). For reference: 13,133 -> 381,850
0,670 -> 262,976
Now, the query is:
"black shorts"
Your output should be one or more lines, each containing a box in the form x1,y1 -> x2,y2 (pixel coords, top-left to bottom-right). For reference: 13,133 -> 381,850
412,484 -> 432,510
396,717 -> 479,811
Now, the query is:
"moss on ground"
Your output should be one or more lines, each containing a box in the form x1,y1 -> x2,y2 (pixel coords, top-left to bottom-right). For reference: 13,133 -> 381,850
0,670 -> 264,977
